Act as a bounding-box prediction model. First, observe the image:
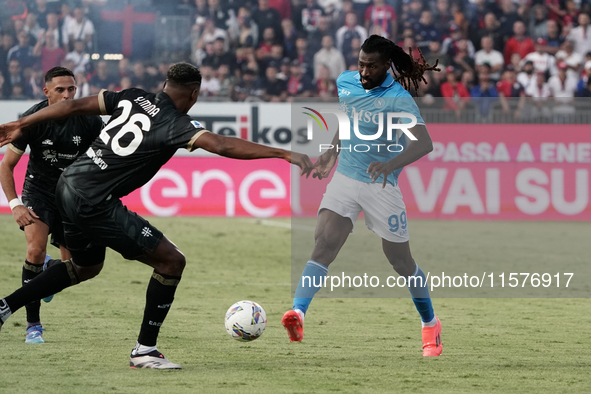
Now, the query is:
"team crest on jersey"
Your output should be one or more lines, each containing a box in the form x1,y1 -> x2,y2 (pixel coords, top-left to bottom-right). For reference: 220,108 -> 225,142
42,150 -> 58,162
72,135 -> 81,146
340,88 -> 351,96
191,120 -> 202,129
374,98 -> 385,108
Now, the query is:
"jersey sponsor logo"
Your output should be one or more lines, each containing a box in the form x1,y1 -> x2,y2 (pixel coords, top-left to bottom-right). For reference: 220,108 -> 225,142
42,139 -> 53,145
133,96 -> 160,117
191,120 -> 202,129
42,150 -> 58,163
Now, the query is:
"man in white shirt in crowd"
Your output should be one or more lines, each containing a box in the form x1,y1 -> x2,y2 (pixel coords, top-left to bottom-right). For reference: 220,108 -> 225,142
64,6 -> 94,51
474,36 -> 504,81
555,40 -> 583,82
521,38 -> 557,77
567,13 -> 591,57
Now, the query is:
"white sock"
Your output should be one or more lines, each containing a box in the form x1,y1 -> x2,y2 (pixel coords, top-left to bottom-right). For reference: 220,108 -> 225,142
294,308 -> 305,323
132,342 -> 157,355
421,316 -> 438,328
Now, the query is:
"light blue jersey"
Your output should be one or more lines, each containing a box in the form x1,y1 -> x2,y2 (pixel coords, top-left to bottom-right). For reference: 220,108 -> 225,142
336,71 -> 425,186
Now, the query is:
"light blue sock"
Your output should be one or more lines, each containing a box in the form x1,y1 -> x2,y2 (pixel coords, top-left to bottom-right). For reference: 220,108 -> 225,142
293,260 -> 328,315
407,263 -> 435,323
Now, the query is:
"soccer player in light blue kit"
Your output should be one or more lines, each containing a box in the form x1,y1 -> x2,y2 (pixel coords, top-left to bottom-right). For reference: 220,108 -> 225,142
282,35 -> 443,356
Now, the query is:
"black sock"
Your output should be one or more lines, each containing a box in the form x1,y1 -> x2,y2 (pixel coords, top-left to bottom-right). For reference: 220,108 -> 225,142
5,260 -> 78,314
22,260 -> 43,324
137,272 -> 181,347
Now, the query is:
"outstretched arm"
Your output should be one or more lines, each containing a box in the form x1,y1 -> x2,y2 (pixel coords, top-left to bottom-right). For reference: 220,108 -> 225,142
0,96 -> 102,146
366,124 -> 433,188
192,132 -> 314,177
312,128 -> 340,180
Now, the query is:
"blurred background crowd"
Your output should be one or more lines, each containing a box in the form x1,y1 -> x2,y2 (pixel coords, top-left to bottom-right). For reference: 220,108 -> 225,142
0,0 -> 590,120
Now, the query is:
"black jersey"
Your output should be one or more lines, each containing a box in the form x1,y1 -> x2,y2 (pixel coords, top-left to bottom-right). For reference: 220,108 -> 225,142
9,100 -> 103,198
61,88 -> 206,206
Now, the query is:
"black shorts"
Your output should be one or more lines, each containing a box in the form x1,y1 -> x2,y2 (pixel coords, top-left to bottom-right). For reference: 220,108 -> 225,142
21,189 -> 65,249
55,178 -> 164,266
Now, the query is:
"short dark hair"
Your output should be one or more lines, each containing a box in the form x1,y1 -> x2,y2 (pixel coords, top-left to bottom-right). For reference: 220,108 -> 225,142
45,66 -> 75,83
166,62 -> 202,89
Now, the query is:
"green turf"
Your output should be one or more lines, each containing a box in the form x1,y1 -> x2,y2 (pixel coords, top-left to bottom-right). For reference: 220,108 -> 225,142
0,215 -> 589,393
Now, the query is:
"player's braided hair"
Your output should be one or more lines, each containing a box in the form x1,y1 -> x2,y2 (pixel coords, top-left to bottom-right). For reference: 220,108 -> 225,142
45,66 -> 75,83
360,35 -> 440,94
167,62 -> 202,88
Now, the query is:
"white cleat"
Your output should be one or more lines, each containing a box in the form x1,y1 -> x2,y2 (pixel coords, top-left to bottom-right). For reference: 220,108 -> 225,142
130,350 -> 182,370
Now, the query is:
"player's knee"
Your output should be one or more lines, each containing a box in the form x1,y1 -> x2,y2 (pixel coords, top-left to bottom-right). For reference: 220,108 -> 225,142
73,261 -> 103,282
159,251 -> 185,276
26,245 -> 47,264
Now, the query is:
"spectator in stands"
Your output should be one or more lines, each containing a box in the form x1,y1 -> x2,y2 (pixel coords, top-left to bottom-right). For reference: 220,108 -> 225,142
31,0 -> 54,30
117,75 -> 132,91
296,0 -> 325,33
287,60 -> 315,99
543,20 -> 564,55
526,70 -> 551,98
192,0 -> 208,25
402,0 -> 423,36
89,60 -> 116,95
27,65 -> 44,100
475,36 -> 504,81
522,38 -> 557,77
567,13 -> 591,57
461,69 -> 476,92
205,37 -> 237,72
424,40 -> 449,70
59,3 -> 75,39
510,52 -> 522,73
562,0 -> 580,29
450,39 -> 475,75
344,36 -> 362,69
364,0 -> 397,40
579,74 -> 591,97
64,6 -> 94,51
199,64 -> 221,97
8,31 -> 38,70
0,0 -> 27,27
470,71 -> 498,116
332,0 -> 354,31
216,63 -> 236,98
314,63 -> 337,98
548,61 -> 578,99
474,12 -> 503,52
130,61 -> 156,91
252,0 -> 283,44
400,29 -> 421,59
206,0 -> 232,30
467,0 -> 493,42
576,60 -> 591,96
231,68 -> 263,101
545,0 -> 564,23
118,57 -> 131,79
293,36 -> 314,79
313,35 -> 345,80
74,71 -> 90,99
335,12 -> 367,54
415,10 -> 442,54
419,71 -> 441,106
0,34 -> 15,77
497,0 -> 522,43
269,0 -> 291,20
442,24 -> 475,60
262,64 -> 287,101
33,30 -> 65,73
555,40 -> 583,81
45,12 -> 66,53
307,15 -> 334,54
24,13 -> 44,46
255,27 -> 279,63
497,68 -> 526,119
517,60 -> 536,91
3,59 -> 28,99
504,21 -> 535,65
282,19 -> 297,58
433,0 -> 454,35
65,39 -> 89,76
441,66 -> 471,118
529,5 -> 549,41
263,44 -> 285,70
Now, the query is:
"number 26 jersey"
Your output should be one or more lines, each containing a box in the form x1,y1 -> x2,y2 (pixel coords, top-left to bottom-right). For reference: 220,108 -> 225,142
61,88 -> 207,206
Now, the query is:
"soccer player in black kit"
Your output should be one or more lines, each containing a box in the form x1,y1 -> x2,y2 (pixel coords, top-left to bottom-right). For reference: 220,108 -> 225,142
0,67 -> 103,344
0,62 -> 314,369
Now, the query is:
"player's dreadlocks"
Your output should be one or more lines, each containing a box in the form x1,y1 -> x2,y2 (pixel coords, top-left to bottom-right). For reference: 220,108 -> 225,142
167,62 -> 202,89
361,35 -> 440,94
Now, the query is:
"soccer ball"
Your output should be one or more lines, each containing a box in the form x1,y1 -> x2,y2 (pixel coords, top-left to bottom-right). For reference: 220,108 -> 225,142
224,300 -> 267,341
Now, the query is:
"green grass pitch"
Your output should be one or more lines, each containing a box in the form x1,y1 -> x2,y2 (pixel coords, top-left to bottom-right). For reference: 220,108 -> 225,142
0,215 -> 589,393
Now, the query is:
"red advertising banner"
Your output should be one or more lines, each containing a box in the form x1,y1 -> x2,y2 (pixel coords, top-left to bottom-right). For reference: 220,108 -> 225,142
297,124 -> 591,220
0,156 -> 292,217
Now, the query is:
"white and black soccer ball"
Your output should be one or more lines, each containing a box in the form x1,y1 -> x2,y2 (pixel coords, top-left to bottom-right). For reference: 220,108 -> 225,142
224,300 -> 267,341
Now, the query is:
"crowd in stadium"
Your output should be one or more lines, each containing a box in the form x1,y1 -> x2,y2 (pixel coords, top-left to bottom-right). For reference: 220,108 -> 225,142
1,0 -> 591,112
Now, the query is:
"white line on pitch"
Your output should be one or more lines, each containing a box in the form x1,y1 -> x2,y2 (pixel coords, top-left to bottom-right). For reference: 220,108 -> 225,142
241,218 -> 315,232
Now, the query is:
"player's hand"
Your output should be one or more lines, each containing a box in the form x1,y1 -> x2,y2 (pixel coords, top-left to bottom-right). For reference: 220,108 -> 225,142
312,150 -> 338,180
12,205 -> 39,227
367,160 -> 394,188
0,120 -> 23,147
290,152 -> 314,178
